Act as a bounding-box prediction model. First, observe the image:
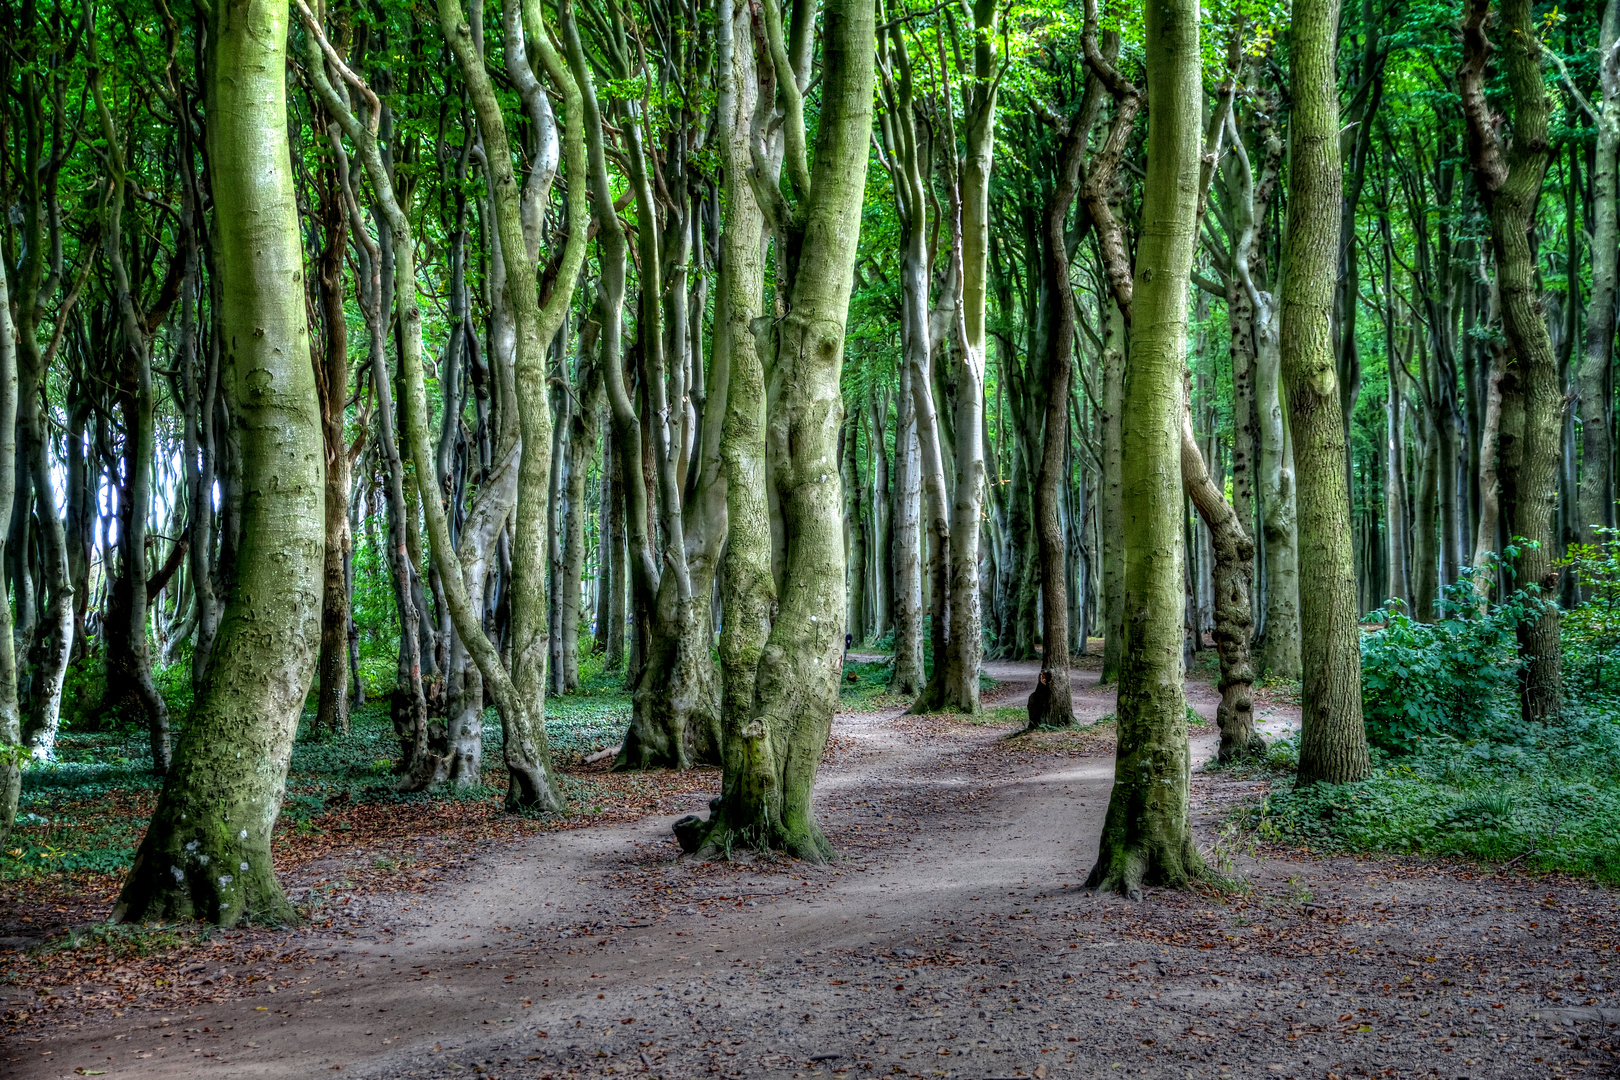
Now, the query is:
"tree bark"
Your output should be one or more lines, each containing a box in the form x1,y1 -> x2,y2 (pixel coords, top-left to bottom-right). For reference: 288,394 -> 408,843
115,0 -> 322,924
675,0 -> 874,860
1284,0 -> 1370,786
1459,0 -> 1564,722
314,138 -> 353,736
1578,0 -> 1620,545
889,359 -> 925,694
1254,296 -> 1301,677
1087,0 -> 1202,898
1181,397 -> 1259,761
0,228 -> 21,851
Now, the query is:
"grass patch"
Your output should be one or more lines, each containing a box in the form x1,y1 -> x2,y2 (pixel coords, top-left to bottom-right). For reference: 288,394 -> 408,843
4,652 -> 638,886
1233,711 -> 1620,880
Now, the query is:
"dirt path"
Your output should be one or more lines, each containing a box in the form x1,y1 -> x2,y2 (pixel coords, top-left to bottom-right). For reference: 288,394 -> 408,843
13,662 -> 1619,1080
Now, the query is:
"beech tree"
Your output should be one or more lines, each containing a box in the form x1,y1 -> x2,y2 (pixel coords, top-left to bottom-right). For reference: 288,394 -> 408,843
114,0 -> 323,924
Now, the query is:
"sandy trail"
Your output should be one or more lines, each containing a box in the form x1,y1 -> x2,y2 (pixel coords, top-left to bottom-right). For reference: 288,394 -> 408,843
15,662 -> 1618,1080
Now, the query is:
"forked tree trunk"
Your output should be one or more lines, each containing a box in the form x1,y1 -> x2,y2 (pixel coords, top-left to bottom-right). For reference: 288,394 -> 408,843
115,0 -> 323,924
1087,0 -> 1202,898
698,0 -> 777,853
942,0 -> 998,718
675,0 -> 874,860
430,0 -> 585,807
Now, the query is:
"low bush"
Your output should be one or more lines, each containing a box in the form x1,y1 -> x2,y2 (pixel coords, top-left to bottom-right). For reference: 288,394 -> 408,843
1358,573 -> 1523,753
1248,710 -> 1620,880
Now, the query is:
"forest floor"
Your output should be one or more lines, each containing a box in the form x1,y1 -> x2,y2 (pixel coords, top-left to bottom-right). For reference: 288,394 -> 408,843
6,657 -> 1620,1080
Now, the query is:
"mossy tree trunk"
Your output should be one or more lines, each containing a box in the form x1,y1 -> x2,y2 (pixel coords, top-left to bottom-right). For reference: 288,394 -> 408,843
1087,0 -> 1203,899
313,140 -> 353,736
114,0 -> 322,925
676,0 -> 875,860
1181,399 -> 1260,761
1459,0 -> 1564,723
1284,0 -> 1370,784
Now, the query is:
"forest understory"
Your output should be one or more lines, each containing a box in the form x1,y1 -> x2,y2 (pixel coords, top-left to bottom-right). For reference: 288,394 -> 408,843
5,659 -> 1617,1080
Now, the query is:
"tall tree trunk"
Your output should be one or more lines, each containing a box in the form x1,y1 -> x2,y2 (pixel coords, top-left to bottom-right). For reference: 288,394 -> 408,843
867,391 -> 892,641
9,21 -> 73,765
1459,0 -> 1564,722
675,0 -> 874,859
1386,353 -> 1410,605
1087,0 -> 1201,898
0,231 -> 21,851
562,322 -> 602,692
1577,0 -> 1620,545
1029,109 -> 1094,728
1413,399 -> 1439,620
684,0 -> 778,853
1284,0 -> 1370,786
1254,297 -> 1301,676
1099,303 -> 1126,683
315,144 -> 353,736
889,360 -> 925,694
943,0 -> 999,717
431,0 -> 585,806
87,32 -> 170,772
115,0 -> 322,924
842,414 -> 867,646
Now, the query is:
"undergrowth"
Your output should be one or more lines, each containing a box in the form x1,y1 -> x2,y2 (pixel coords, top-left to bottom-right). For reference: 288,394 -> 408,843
1227,716 -> 1620,882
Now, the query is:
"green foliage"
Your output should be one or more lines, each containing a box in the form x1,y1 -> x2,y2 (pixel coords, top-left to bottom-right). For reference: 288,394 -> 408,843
1561,529 -> 1620,701
1358,573 -> 1523,752
56,659 -> 107,735
1249,712 -> 1620,880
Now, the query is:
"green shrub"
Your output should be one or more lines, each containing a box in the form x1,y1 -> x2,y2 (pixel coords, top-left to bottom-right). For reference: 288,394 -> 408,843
1562,528 -> 1620,701
1359,574 -> 1522,753
1249,711 -> 1620,878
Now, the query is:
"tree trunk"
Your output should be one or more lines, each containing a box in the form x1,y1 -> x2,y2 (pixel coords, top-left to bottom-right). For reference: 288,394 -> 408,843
1087,0 -> 1202,898
867,392 -> 893,641
432,0 -> 585,806
1099,303 -> 1126,684
1284,0 -> 1370,786
843,415 -> 867,646
1181,399 -> 1260,761
115,0 -> 322,924
0,232 -> 21,851
674,0 -> 874,860
1577,0 -> 1620,546
1029,111 -> 1093,729
1253,295 -> 1301,675
1385,323 -> 1410,606
10,32 -> 74,766
315,147 -> 353,736
889,360 -> 925,694
943,0 -> 998,717
562,321 -> 602,691
1459,0 -> 1564,722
